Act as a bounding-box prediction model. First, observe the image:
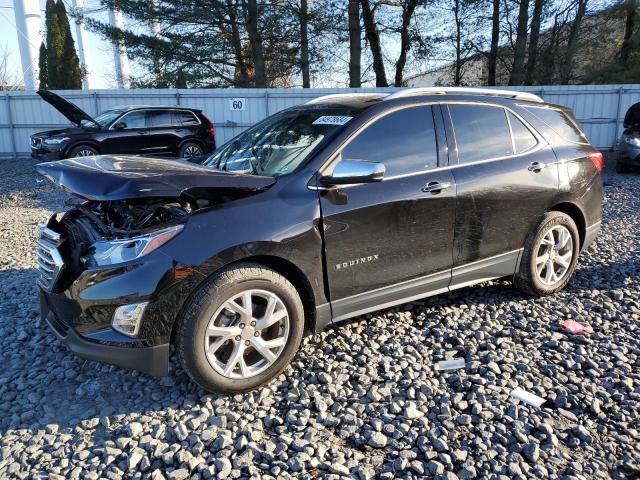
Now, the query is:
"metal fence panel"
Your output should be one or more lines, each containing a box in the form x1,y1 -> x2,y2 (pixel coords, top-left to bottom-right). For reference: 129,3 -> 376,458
2,85 -> 639,158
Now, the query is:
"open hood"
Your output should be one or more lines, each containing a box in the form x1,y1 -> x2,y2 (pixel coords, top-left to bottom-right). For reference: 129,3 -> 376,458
37,90 -> 97,126
36,155 -> 276,201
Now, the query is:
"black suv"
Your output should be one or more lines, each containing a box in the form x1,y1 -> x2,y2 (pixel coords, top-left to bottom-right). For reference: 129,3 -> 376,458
30,90 -> 216,160
36,88 -> 603,393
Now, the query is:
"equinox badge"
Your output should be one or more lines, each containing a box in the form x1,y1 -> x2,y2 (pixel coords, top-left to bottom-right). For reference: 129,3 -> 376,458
335,254 -> 379,270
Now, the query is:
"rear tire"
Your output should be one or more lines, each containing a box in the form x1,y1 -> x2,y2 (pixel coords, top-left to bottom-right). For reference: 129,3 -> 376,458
176,263 -> 304,393
179,142 -> 203,159
68,145 -> 98,158
615,161 -> 627,174
514,211 -> 580,297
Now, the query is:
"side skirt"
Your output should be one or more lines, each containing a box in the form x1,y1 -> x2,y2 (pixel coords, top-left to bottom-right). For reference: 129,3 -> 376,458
316,249 -> 522,332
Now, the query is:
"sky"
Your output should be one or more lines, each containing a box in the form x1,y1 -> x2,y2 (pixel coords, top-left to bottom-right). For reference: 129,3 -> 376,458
0,0 -> 116,89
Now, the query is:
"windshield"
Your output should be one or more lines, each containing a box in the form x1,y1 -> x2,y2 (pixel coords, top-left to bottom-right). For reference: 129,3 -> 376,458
202,108 -> 359,177
92,110 -> 124,128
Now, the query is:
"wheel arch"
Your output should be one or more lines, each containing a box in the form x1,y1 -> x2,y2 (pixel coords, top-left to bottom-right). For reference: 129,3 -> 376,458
64,141 -> 101,158
170,254 -> 318,346
178,137 -> 205,152
549,202 -> 586,248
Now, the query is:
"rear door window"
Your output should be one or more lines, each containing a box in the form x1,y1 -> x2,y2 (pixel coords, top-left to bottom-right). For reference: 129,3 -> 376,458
147,110 -> 174,128
524,106 -> 588,144
448,104 -> 513,163
341,106 -> 438,177
508,112 -> 538,153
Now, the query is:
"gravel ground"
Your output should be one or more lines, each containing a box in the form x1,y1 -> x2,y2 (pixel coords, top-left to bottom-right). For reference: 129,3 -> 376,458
0,156 -> 638,480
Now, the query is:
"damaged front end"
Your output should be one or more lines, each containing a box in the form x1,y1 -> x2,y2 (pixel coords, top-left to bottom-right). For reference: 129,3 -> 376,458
35,155 -> 276,291
39,198 -> 191,293
34,155 -> 278,377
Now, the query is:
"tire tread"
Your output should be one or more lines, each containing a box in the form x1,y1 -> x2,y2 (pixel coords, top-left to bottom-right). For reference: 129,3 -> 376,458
175,262 -> 302,393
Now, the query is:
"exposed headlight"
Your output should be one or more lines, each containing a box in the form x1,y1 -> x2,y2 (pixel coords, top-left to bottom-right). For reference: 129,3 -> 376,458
624,136 -> 640,147
43,136 -> 70,145
91,224 -> 183,266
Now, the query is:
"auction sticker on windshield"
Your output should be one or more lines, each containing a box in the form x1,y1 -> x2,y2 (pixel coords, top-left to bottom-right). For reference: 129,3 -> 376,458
312,116 -> 353,126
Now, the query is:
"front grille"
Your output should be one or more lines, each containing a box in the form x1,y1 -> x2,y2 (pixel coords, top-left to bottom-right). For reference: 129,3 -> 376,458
31,137 -> 42,148
35,226 -> 64,292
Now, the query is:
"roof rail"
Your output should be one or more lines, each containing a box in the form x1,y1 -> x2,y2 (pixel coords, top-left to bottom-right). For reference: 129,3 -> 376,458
305,93 -> 388,104
384,87 -> 544,103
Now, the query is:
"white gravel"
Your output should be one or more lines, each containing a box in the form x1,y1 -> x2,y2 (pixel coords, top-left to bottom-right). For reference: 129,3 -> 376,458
0,157 -> 639,479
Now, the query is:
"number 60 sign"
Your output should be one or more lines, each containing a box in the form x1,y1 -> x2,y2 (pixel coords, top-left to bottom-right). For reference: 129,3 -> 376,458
229,98 -> 246,111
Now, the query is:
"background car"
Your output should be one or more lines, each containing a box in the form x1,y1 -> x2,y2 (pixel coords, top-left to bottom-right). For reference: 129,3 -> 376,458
617,101 -> 640,173
30,90 -> 216,160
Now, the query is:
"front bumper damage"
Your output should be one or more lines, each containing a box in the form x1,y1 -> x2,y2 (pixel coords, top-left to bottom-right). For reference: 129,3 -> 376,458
40,289 -> 170,377
35,215 -> 203,378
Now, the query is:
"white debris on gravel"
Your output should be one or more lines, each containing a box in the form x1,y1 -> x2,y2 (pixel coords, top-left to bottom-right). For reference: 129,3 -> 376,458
1,158 -> 639,479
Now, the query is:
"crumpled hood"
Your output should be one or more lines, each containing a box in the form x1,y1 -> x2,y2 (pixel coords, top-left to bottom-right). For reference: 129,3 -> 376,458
36,155 -> 276,201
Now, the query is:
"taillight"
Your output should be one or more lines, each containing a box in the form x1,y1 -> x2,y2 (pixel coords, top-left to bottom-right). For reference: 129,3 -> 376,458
588,150 -> 604,173
202,114 -> 215,137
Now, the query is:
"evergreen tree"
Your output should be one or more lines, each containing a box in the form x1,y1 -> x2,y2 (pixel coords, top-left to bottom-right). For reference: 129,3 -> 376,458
45,0 -> 62,87
56,1 -> 82,88
38,43 -> 49,89
44,0 -> 82,89
175,69 -> 187,88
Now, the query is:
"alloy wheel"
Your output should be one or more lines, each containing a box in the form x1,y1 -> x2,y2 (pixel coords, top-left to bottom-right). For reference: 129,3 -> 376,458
183,145 -> 202,158
204,289 -> 290,379
535,225 -> 573,285
74,149 -> 96,157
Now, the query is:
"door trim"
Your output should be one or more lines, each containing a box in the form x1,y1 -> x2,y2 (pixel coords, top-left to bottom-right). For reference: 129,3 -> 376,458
329,248 -> 523,325
331,270 -> 451,322
449,249 -> 522,291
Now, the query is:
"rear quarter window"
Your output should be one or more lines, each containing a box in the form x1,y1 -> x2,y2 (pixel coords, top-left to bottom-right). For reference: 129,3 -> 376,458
175,110 -> 200,126
524,106 -> 588,144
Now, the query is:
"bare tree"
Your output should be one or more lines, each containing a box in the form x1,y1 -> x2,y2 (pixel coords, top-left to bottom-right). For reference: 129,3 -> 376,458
243,0 -> 267,87
298,0 -> 311,87
394,0 -> 421,86
360,0 -> 388,86
0,44 -> 22,91
559,0 -> 587,84
509,0 -> 530,85
487,0 -> 500,86
524,0 -> 546,85
620,0 -> 637,66
348,0 -> 362,87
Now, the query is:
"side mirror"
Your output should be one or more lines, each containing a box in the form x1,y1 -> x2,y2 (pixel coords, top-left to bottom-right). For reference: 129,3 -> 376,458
320,159 -> 385,186
113,122 -> 127,130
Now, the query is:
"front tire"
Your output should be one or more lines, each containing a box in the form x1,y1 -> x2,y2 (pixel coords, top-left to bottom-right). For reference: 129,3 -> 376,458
514,211 -> 580,297
176,263 -> 304,393
68,145 -> 98,158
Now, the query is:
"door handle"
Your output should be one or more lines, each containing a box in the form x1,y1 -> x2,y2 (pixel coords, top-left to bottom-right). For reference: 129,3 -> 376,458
175,128 -> 183,132
422,181 -> 451,194
138,131 -> 147,135
528,161 -> 547,172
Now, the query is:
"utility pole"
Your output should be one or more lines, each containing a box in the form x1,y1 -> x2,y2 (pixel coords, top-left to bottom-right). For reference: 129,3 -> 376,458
72,0 -> 93,89
12,0 -> 43,91
108,3 -> 130,88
